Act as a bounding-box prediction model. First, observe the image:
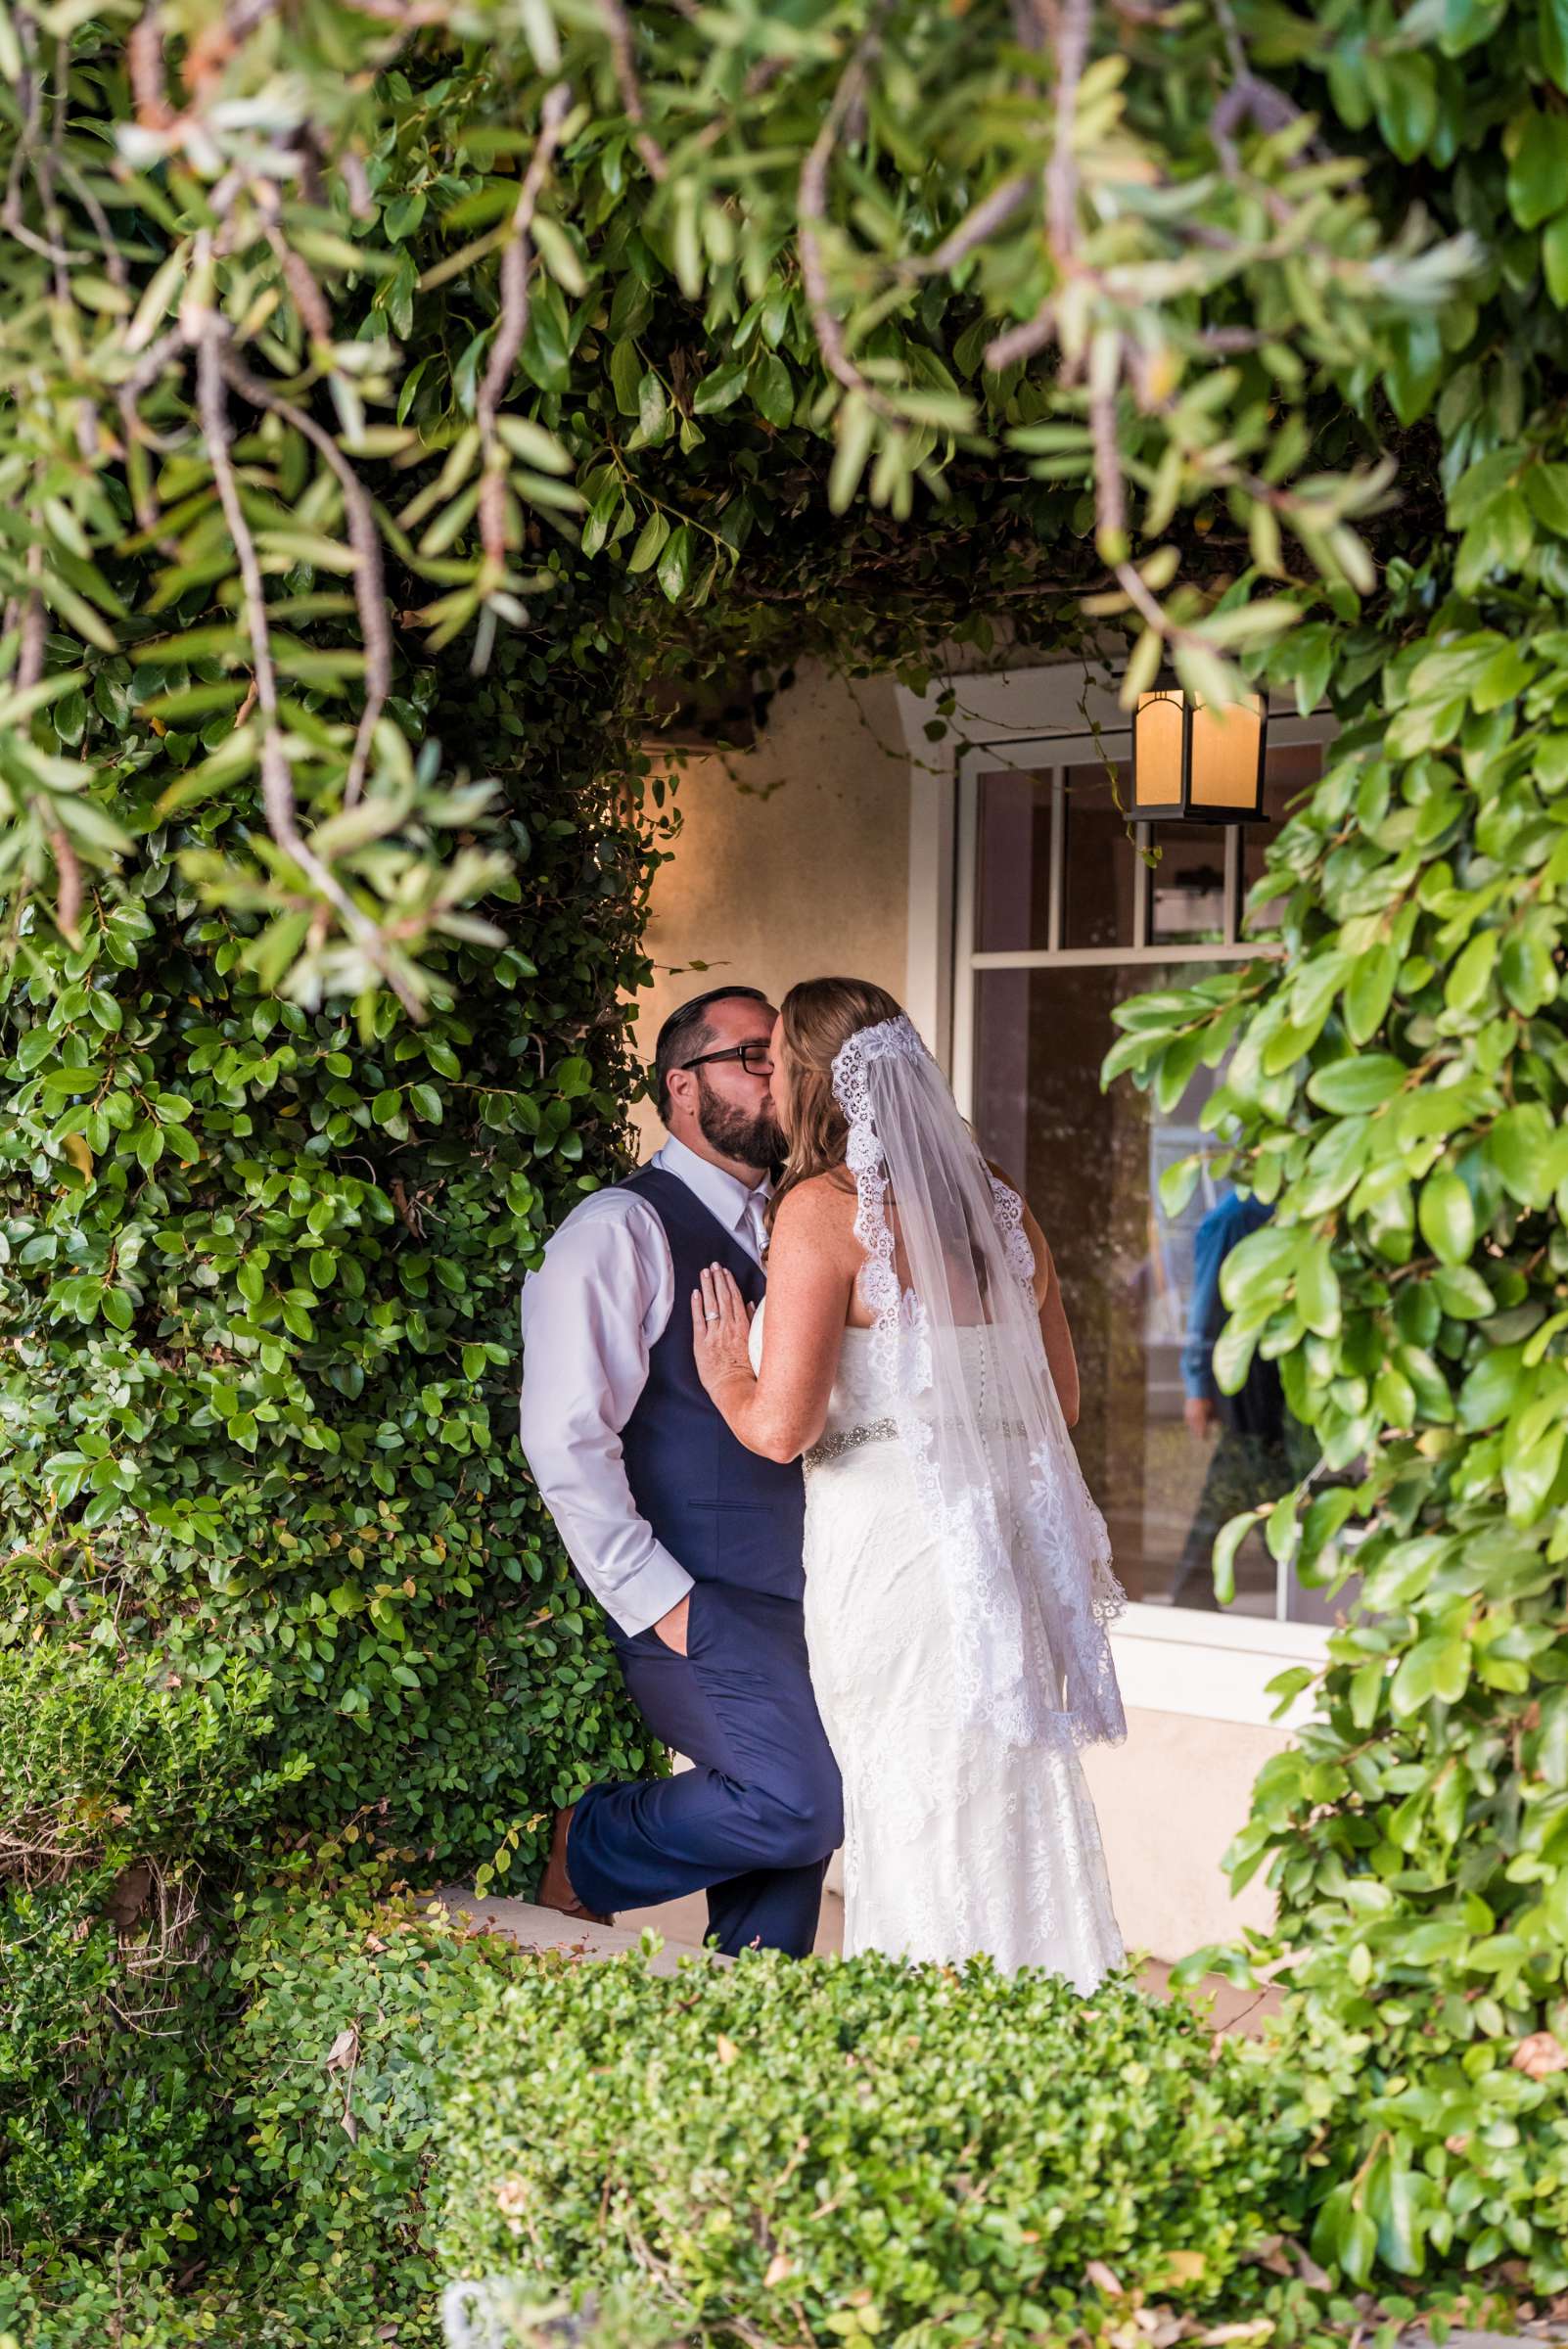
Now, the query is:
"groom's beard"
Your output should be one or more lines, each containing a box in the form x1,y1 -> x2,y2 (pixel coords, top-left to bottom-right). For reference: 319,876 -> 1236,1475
696,1077 -> 784,1172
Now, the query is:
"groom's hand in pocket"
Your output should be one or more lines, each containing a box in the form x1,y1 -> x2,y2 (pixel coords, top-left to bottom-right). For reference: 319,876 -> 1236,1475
653,1595 -> 690,1656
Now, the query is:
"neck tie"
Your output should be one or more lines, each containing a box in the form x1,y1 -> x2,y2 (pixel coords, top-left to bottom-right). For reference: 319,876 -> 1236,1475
743,1191 -> 768,1266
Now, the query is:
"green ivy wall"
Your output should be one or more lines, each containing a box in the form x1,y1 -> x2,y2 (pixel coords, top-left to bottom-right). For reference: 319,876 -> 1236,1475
0,624 -> 661,1880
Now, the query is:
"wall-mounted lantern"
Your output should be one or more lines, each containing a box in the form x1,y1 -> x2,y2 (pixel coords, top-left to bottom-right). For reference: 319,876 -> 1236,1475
1130,674 -> 1268,822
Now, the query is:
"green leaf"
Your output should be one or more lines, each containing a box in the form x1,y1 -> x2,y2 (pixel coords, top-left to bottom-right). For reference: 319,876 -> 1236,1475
829,395 -> 876,515
1377,53 -> 1438,162
1526,461 -> 1568,534
1486,1102 -> 1554,1207
1445,930 -> 1498,1013
636,369 -> 667,440
1546,210 -> 1568,306
1385,314 -> 1444,424
692,361 -> 748,414
1459,1343 -> 1528,1431
657,524 -> 693,602
1417,1167 -> 1476,1266
1211,1509 -> 1261,1605
581,477 -> 621,559
626,509 -> 669,575
494,415 -> 575,476
1307,1054 -> 1406,1113
610,337 -> 643,417
1343,944 -> 1399,1044
384,191 -> 427,243
1507,109 -> 1568,230
1544,0 -> 1568,87
1378,2162 -> 1432,2278
750,353 -> 795,429
1499,917 -> 1558,1016
1158,1153 -> 1203,1219
1295,1238 -> 1342,1337
1391,1633 -> 1470,1716
1430,1263 -> 1495,1318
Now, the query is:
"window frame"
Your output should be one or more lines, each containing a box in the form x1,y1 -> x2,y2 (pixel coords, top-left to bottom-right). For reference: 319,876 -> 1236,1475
949,712 -> 1334,1122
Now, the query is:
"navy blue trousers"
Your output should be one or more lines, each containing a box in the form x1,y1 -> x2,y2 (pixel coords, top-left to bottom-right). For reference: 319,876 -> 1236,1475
568,1582 -> 843,1958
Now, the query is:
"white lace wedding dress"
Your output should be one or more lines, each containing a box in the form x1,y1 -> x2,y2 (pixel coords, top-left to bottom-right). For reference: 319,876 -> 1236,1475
751,1304 -> 1125,1983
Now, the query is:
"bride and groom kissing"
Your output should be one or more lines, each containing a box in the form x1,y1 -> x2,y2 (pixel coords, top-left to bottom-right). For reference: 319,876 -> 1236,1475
519,976 -> 1128,1978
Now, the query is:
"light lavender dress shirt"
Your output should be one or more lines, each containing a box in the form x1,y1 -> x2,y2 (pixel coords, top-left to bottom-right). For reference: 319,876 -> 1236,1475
518,1135 -> 770,1637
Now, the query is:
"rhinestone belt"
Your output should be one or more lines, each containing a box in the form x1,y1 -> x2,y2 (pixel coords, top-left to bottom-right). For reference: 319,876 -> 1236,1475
804,1417 -> 899,1467
805,1415 -> 1031,1468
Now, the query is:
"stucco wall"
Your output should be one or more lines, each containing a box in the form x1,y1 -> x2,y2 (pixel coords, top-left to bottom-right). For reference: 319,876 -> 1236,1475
628,662 -> 911,1153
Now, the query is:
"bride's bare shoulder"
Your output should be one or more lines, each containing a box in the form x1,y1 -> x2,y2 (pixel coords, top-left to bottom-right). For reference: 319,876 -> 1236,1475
770,1171 -> 859,1254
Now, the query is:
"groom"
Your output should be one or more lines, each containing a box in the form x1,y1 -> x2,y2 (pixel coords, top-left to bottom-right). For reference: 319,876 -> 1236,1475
518,984 -> 842,1956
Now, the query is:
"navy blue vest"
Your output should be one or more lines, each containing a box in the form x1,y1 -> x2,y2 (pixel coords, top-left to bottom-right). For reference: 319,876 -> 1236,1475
618,1166 -> 806,1603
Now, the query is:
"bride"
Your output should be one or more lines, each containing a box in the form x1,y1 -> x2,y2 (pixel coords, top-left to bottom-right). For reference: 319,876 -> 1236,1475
690,977 -> 1127,1982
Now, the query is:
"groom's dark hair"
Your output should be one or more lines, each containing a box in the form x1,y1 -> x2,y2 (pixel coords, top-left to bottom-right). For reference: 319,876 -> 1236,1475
654,986 -> 771,1122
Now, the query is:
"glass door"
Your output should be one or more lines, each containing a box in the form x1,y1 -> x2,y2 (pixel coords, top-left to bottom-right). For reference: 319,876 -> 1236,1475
954,730 -> 1341,1624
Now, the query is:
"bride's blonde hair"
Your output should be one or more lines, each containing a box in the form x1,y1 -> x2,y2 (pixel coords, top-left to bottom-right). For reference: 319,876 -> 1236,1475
766,976 -> 905,1236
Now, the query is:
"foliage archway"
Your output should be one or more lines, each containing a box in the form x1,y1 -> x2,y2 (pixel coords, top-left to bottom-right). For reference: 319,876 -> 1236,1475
4,0 -> 1568,2319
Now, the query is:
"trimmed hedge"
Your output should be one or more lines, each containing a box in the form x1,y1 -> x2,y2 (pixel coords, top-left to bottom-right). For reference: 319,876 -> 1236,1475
2,1894 -> 1540,2349
209,1876 -> 530,2332
434,1949 -> 1315,2344
2,1881 -> 536,2348
0,1644 -> 303,2262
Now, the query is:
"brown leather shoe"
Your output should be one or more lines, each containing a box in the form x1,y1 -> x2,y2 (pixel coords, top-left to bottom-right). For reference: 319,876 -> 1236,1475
536,1803 -> 613,1925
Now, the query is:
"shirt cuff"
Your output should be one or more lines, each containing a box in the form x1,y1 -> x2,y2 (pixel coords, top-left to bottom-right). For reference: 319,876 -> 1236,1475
609,1546 -> 695,1640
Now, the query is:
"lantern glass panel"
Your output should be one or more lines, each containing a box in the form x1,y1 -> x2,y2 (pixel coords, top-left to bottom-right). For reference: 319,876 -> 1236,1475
1188,693 -> 1265,813
1132,690 -> 1186,811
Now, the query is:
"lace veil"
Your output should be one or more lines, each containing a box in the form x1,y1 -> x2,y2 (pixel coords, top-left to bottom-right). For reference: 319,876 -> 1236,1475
833,1013 -> 1127,1749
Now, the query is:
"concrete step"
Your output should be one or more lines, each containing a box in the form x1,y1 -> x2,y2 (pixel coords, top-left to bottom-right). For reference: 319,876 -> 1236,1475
435,1885 -> 1278,2036
435,1889 -> 727,1975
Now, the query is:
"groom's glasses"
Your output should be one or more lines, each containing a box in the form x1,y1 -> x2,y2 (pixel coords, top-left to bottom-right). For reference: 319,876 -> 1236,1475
681,1042 -> 774,1079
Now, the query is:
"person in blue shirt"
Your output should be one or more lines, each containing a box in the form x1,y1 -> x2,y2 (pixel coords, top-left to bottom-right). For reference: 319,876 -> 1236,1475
1169,1184 -> 1293,1611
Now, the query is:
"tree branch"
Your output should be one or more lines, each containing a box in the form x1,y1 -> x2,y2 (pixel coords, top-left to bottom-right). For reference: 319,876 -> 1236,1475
217,349 -> 394,810
195,318 -> 421,1015
596,0 -> 669,183
18,533 -> 82,938
984,0 -> 1092,372
797,12 -> 901,423
476,80 -> 571,570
